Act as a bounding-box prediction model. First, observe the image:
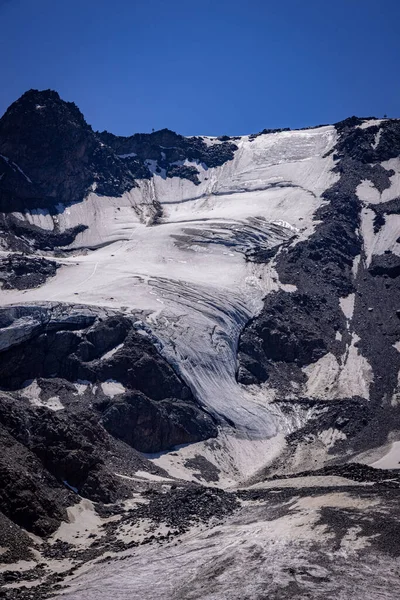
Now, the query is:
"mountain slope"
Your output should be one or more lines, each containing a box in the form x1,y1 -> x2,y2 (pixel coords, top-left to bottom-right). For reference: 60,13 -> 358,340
0,91 -> 399,599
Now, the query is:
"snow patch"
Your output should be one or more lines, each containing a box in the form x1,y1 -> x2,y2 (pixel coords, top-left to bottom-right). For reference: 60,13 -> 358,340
303,353 -> 340,399
356,180 -> 381,205
101,380 -> 125,397
358,119 -> 386,130
74,380 -> 90,395
318,428 -> 347,449
371,441 -> 400,469
303,334 -> 373,401
0,154 -> 32,183
101,343 -> 124,360
340,293 -> 355,321
20,379 -> 64,411
372,128 -> 382,150
352,254 -> 361,279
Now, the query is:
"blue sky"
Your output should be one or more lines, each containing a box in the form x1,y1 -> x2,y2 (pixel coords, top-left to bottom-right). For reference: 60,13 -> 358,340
1,0 -> 399,135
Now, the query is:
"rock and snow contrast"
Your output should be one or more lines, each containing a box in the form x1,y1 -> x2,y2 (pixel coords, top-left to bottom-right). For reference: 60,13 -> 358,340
0,91 -> 399,599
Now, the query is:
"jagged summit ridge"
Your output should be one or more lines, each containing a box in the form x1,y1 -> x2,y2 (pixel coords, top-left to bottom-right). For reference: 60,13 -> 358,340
0,89 -> 137,214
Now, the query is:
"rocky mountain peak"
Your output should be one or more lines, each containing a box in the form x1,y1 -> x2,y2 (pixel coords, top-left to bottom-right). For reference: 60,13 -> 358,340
0,89 -> 86,132
0,89 -> 137,214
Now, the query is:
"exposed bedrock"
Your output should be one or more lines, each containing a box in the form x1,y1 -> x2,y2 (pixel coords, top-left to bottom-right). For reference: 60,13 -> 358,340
0,395 -> 129,536
0,90 -> 238,215
98,127 -> 238,172
237,291 -> 344,385
237,117 -> 400,419
0,213 -> 88,253
0,90 -> 137,213
0,304 -> 217,537
0,419 -> 71,537
0,253 -> 59,289
0,305 -> 216,447
0,90 -> 239,251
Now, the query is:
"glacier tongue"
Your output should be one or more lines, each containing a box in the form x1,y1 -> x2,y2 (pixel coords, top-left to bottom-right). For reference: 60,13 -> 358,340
2,126 -> 338,446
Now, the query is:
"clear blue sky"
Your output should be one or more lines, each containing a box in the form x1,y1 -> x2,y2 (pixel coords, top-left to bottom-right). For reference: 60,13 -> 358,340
1,0 -> 399,136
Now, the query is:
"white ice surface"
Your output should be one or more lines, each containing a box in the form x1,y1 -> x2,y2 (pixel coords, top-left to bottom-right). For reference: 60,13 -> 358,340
371,441 -> 400,469
100,380 -> 125,397
340,293 -> 355,321
360,205 -> 400,265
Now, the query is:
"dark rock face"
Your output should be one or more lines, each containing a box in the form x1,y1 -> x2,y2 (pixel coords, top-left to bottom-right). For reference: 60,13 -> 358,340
0,90 -> 238,252
99,127 -> 238,180
0,420 -> 70,536
0,254 -> 59,289
0,90 -> 137,214
0,306 -> 216,449
99,392 -> 215,453
368,253 -> 400,278
166,164 -> 201,185
237,291 -> 344,385
0,312 -> 191,403
249,127 -> 291,140
0,395 -> 131,535
0,305 -> 217,539
0,213 -> 88,253
183,455 -> 221,482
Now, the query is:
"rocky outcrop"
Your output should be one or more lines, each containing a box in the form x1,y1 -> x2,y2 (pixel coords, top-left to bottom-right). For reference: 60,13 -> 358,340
0,254 -> 59,289
0,305 -> 217,448
0,395 -> 131,536
98,127 -> 238,172
369,253 -> 400,278
370,196 -> 400,233
0,213 -> 88,252
98,127 -> 238,188
0,91 -> 239,251
0,90 -> 137,214
237,291 -> 344,385
237,117 -> 400,456
99,391 -> 215,453
0,303 -> 217,539
0,420 -> 71,536
166,164 -> 201,185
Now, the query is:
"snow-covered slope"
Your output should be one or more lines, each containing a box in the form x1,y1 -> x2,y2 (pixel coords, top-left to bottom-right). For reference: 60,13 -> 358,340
2,113 -> 400,477
1,92 -> 400,600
